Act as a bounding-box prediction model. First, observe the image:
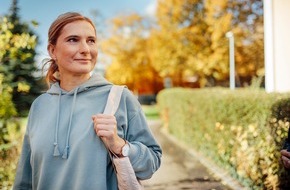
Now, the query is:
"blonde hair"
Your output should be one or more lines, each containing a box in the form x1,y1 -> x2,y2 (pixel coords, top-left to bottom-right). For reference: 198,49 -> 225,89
43,12 -> 96,86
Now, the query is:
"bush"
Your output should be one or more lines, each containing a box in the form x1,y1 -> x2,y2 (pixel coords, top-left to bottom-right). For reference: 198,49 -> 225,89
0,118 -> 23,189
157,87 -> 290,189
142,105 -> 159,119
138,94 -> 157,105
0,74 -> 23,189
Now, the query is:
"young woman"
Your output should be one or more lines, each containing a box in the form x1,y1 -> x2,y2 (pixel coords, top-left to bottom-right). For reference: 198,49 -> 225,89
281,149 -> 290,169
281,132 -> 290,170
13,12 -> 162,190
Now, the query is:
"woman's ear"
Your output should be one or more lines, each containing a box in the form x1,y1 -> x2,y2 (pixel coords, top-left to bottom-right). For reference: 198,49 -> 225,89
48,44 -> 56,60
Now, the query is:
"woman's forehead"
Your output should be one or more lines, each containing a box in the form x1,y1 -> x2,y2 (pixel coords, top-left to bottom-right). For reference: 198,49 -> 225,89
60,20 -> 96,37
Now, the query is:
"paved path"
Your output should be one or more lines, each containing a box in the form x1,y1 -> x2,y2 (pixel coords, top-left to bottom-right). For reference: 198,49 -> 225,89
142,119 -> 241,190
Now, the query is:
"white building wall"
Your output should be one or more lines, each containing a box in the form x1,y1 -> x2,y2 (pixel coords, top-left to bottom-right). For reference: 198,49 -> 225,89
264,0 -> 290,93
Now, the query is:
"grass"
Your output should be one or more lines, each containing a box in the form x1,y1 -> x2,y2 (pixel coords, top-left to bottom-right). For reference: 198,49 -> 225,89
142,105 -> 160,120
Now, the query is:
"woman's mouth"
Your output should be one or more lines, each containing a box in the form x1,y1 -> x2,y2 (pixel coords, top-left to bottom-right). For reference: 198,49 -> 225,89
75,59 -> 91,63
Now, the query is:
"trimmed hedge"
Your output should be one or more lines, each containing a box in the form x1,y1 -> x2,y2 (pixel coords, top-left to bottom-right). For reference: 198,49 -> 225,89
157,87 -> 290,189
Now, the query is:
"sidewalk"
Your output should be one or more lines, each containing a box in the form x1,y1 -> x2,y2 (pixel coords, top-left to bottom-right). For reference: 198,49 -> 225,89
142,119 -> 246,190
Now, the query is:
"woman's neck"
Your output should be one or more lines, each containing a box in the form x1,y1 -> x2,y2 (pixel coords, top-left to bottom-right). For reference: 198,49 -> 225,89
59,74 -> 91,91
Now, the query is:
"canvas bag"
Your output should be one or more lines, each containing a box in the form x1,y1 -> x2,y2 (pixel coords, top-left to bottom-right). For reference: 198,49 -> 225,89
103,85 -> 143,190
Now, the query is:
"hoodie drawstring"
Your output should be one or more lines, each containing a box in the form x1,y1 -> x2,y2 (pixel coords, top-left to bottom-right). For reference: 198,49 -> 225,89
53,93 -> 61,157
53,87 -> 79,159
62,87 -> 78,159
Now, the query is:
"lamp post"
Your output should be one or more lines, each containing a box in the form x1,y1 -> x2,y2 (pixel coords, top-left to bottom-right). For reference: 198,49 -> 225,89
226,31 -> 235,90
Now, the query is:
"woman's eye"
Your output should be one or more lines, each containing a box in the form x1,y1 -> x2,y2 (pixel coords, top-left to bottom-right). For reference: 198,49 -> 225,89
68,38 -> 78,42
88,39 -> 96,44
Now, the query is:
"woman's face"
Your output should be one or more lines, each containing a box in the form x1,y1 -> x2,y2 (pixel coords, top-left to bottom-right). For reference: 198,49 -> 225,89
49,20 -> 98,78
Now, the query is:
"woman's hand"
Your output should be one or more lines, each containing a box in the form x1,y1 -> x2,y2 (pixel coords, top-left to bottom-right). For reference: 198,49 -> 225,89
92,114 -> 125,154
281,149 -> 290,169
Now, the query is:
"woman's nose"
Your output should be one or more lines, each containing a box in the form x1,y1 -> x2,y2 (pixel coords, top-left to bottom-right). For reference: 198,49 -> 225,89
79,41 -> 90,54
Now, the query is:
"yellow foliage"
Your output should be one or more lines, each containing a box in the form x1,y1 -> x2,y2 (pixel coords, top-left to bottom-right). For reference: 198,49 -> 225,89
17,82 -> 30,93
102,0 -> 264,88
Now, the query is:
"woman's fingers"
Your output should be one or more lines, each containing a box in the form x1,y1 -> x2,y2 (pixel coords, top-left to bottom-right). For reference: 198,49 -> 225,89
281,149 -> 290,157
92,114 -> 117,138
96,129 -> 114,138
92,114 -> 116,124
92,114 -> 125,154
95,124 -> 114,134
281,150 -> 290,169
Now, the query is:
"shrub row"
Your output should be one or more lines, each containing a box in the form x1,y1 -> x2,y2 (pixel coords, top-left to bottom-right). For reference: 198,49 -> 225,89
157,87 -> 290,189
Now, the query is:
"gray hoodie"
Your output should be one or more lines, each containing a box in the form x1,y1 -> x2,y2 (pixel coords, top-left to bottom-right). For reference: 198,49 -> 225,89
13,74 -> 162,190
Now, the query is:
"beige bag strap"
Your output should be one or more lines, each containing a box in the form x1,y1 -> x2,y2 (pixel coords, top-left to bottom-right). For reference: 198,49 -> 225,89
103,86 -> 143,190
102,85 -> 125,159
103,85 -> 124,115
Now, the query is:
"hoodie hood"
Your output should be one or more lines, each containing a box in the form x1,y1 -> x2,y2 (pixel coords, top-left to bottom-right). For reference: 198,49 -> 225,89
48,73 -> 112,159
47,73 -> 111,95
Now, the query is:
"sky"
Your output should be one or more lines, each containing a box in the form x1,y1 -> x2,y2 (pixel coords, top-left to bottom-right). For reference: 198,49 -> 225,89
0,0 -> 157,66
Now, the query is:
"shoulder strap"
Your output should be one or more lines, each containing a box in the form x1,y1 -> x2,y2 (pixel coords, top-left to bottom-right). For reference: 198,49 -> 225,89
102,85 -> 125,159
103,85 -> 124,115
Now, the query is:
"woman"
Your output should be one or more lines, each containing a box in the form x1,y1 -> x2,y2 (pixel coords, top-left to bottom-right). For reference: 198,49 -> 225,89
281,131 -> 290,170
13,12 -> 162,190
281,149 -> 290,169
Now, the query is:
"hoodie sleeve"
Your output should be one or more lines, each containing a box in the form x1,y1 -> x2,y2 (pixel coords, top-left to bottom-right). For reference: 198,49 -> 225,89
13,120 -> 32,189
127,109 -> 162,180
120,89 -> 162,180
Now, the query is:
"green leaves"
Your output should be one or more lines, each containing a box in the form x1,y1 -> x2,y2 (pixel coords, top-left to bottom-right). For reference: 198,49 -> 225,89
157,87 -> 290,189
0,11 -> 44,116
0,74 -> 17,119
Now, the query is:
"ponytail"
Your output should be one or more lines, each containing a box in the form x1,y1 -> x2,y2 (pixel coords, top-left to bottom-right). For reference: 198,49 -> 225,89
42,58 -> 59,87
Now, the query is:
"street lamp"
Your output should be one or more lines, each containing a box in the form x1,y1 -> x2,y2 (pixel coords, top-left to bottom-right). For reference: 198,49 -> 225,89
226,31 -> 235,90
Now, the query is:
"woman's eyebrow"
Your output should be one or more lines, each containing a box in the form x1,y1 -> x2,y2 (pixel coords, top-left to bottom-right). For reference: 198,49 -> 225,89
64,35 -> 96,39
64,35 -> 79,39
88,36 -> 97,39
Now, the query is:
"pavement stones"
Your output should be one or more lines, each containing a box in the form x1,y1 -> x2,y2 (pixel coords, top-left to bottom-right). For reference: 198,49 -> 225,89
142,119 -> 246,190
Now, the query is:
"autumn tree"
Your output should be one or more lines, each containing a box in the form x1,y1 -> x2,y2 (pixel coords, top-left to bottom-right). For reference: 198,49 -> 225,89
227,0 -> 264,85
0,16 -> 19,189
100,0 -> 264,89
148,0 -> 204,86
101,13 -> 163,94
148,0 -> 264,87
0,0 -> 45,116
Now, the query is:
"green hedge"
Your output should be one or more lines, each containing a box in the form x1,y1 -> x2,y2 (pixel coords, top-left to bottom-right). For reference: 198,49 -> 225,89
157,87 -> 290,189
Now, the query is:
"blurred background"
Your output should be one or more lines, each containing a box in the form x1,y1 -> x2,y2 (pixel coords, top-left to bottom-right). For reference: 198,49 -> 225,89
1,0 -> 290,189
0,0 -> 266,109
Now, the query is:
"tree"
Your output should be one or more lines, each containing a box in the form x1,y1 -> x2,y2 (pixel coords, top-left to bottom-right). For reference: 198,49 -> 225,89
148,0 -> 264,87
226,0 -> 264,85
101,13 -> 163,94
0,0 -> 45,116
0,19 -> 21,187
0,73 -> 20,188
101,0 -> 264,89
